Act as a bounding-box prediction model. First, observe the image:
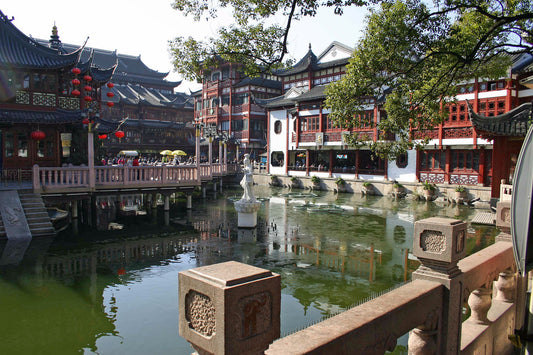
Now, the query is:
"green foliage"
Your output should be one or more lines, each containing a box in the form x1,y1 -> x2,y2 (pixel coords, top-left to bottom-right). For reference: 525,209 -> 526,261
170,0 -> 533,156
422,180 -> 436,190
271,175 -> 278,180
311,175 -> 320,183
455,185 -> 466,193
363,181 -> 372,187
393,182 -> 403,188
290,176 -> 298,182
335,177 -> 346,185
325,0 -> 522,159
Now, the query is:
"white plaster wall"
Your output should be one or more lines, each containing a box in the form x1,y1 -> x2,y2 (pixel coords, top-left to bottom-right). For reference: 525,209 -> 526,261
387,150 -> 417,183
269,110 -> 288,172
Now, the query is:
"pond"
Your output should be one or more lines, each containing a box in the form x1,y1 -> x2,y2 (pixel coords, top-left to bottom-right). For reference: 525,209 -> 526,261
0,186 -> 497,354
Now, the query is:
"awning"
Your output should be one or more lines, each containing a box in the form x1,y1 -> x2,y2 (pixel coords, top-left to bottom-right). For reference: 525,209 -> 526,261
119,150 -> 139,156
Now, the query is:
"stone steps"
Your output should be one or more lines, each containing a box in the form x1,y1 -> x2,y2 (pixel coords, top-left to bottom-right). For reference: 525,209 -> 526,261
0,190 -> 55,238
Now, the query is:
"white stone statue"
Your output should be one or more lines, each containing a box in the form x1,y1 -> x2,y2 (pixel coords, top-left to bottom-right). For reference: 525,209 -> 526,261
240,154 -> 256,202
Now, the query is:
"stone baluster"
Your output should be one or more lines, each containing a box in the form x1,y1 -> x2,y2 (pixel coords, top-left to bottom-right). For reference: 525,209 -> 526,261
467,287 -> 492,324
410,217 -> 467,354
494,269 -> 516,303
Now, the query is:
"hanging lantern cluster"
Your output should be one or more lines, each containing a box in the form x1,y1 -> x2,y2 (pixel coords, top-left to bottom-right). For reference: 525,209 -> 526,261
71,68 -> 81,96
106,82 -> 115,107
31,130 -> 46,141
98,134 -> 108,140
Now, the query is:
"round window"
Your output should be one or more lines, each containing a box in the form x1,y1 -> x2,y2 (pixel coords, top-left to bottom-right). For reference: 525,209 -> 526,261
274,120 -> 282,134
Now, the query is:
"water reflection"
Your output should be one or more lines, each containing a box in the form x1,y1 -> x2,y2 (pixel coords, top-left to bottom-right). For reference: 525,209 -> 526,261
0,186 -> 497,354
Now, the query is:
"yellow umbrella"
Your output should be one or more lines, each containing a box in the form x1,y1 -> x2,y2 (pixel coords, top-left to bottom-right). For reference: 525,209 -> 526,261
172,150 -> 187,156
160,150 -> 173,156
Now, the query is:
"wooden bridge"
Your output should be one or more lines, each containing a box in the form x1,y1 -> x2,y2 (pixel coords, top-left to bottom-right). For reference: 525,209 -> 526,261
31,162 -> 240,195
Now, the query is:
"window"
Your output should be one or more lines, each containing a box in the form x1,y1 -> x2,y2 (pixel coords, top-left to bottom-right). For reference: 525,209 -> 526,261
451,150 -> 480,171
300,116 -> 319,131
271,151 -> 284,166
420,150 -> 445,170
4,132 -> 13,157
17,133 -> 28,158
274,120 -> 282,134
396,153 -> 408,168
221,95 -> 230,106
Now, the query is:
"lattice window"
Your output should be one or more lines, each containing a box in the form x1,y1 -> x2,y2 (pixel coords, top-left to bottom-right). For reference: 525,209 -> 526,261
16,90 -> 30,104
33,92 -> 56,106
59,96 -> 79,110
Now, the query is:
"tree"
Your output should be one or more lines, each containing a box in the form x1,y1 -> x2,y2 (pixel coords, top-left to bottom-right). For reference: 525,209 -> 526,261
326,0 -> 533,158
169,0 -> 370,80
170,0 -> 533,158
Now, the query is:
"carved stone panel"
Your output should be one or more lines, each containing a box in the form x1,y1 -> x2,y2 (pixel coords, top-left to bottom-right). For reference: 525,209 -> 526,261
238,291 -> 272,339
185,290 -> 216,337
420,230 -> 446,254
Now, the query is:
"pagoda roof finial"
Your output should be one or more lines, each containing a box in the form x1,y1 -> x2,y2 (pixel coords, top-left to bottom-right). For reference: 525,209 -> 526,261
49,22 -> 62,51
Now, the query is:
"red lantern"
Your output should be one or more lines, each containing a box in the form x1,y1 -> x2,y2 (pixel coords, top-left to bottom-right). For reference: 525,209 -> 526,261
117,268 -> 126,276
83,95 -> 92,102
106,92 -> 114,98
83,75 -> 92,82
106,102 -> 114,107
82,118 -> 90,125
114,130 -> 125,139
71,78 -> 80,85
107,82 -> 114,88
72,89 -> 81,96
31,130 -> 46,141
98,134 -> 108,139
84,85 -> 92,92
71,67 -> 81,75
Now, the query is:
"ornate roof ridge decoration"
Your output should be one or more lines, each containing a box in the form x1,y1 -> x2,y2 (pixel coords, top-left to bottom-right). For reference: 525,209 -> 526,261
75,48 -> 117,83
276,44 -> 318,77
468,100 -> 532,139
93,116 -> 128,134
0,10 -> 85,70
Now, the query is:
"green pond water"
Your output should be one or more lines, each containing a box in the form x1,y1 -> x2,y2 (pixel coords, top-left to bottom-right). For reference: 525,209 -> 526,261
0,186 -> 497,354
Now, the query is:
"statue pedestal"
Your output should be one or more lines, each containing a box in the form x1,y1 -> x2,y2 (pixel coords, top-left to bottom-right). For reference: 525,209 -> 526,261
234,200 -> 261,228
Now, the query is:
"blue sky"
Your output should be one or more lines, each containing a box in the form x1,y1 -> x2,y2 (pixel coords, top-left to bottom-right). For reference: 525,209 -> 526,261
2,0 -> 367,92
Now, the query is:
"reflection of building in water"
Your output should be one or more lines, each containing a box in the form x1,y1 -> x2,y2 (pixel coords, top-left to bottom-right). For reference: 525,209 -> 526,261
41,234 -> 199,279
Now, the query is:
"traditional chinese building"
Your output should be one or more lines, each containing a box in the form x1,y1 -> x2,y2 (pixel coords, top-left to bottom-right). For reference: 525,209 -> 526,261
0,10 -> 115,172
264,41 -> 533,199
193,60 -> 282,161
37,37 -> 195,158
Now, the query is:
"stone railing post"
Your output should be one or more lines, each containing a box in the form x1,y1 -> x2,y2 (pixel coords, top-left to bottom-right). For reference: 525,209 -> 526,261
409,217 -> 467,354
179,261 -> 280,355
32,164 -> 40,192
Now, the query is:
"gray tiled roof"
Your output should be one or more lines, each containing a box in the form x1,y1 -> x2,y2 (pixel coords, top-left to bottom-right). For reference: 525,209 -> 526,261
102,84 -> 193,109
469,101 -> 531,137
0,108 -> 82,124
0,10 -> 82,70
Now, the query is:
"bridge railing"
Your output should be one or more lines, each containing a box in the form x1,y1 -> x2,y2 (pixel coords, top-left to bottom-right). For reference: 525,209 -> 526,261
33,164 -> 202,192
179,203 -> 523,354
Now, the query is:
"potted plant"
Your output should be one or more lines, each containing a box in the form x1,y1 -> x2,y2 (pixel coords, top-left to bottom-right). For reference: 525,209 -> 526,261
454,185 -> 467,200
362,181 -> 374,195
392,182 -> 404,193
290,176 -> 299,188
311,175 -> 321,190
335,177 -> 346,192
270,175 -> 279,187
422,180 -> 436,199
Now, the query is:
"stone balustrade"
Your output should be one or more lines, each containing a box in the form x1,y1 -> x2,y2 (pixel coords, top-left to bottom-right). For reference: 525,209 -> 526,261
179,202 -> 523,354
